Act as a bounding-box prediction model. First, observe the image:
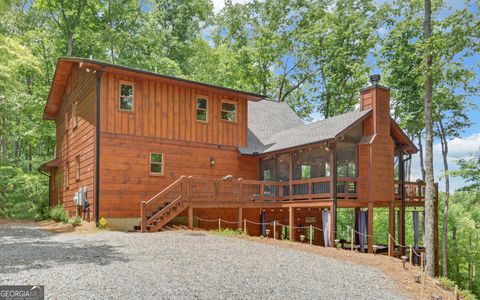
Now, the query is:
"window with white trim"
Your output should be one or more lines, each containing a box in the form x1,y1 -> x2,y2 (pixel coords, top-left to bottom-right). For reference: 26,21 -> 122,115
221,101 -> 237,122
120,83 -> 134,111
150,153 -> 164,175
196,97 -> 208,122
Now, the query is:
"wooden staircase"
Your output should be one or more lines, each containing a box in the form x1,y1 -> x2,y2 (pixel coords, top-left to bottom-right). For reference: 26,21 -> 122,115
137,176 -> 190,232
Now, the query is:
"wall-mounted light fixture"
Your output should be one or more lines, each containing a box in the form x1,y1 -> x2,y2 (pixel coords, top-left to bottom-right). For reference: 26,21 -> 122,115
210,156 -> 216,166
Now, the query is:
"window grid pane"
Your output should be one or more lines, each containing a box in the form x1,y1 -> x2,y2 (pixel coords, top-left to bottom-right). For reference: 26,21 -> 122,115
120,84 -> 134,111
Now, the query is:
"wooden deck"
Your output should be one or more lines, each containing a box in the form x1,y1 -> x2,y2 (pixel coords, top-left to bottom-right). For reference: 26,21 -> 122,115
139,176 -> 428,232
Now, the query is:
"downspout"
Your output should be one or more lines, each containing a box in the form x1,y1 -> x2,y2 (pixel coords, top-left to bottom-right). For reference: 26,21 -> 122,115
333,147 -> 338,239
95,65 -> 106,224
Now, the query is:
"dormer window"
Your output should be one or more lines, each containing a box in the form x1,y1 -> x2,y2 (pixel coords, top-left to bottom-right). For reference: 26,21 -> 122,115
221,101 -> 237,122
120,83 -> 134,111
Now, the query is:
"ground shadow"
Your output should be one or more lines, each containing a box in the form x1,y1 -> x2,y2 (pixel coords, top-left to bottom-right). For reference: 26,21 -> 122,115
0,224 -> 129,275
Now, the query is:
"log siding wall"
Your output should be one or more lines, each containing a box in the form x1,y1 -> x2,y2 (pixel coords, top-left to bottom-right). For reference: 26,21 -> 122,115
53,65 -> 96,219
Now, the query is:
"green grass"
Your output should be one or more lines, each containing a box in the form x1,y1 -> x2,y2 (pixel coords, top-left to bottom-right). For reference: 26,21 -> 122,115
211,228 -> 249,237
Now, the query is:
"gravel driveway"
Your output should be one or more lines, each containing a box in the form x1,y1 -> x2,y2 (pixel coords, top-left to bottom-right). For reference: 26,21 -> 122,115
0,224 -> 407,299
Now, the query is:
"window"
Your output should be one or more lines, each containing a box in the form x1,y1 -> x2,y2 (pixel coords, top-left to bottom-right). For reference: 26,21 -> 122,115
75,156 -> 80,181
65,111 -> 69,132
221,101 -> 237,122
150,153 -> 164,175
73,102 -> 78,128
65,161 -> 70,189
120,83 -> 134,111
196,97 -> 208,122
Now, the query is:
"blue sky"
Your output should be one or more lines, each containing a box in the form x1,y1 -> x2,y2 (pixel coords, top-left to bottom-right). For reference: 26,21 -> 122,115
212,0 -> 479,191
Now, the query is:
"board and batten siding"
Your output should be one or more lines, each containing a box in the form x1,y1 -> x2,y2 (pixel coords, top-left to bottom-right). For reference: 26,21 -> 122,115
99,72 -> 248,147
97,71 -> 258,221
53,65 -> 96,219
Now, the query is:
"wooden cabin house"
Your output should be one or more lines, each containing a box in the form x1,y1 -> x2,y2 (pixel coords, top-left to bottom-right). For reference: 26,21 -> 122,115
41,58 -> 438,271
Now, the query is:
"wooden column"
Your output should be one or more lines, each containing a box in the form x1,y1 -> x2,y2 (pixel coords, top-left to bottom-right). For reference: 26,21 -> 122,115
238,207 -> 243,230
188,206 -> 193,229
399,153 -> 406,256
330,206 -> 335,247
289,151 -> 293,201
354,207 -> 360,245
367,202 -> 374,253
388,202 -> 395,257
289,206 -> 294,241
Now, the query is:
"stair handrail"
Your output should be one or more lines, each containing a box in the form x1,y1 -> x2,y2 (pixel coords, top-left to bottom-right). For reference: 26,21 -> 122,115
146,195 -> 182,226
141,175 -> 186,232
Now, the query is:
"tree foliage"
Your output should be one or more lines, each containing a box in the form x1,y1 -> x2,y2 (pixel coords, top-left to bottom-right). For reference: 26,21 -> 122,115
0,0 -> 479,294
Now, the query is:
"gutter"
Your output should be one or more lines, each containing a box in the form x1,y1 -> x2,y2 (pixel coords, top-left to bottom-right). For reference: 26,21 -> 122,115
95,65 -> 106,224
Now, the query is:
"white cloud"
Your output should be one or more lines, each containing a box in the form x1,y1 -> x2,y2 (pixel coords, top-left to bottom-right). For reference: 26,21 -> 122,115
434,133 -> 480,158
211,0 -> 253,14
410,133 -> 480,191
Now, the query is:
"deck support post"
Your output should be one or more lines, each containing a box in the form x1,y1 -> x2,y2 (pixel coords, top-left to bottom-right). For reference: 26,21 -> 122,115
388,202 -> 395,257
367,202 -> 374,253
237,207 -> 242,231
289,206 -> 294,241
140,201 -> 146,232
188,206 -> 193,229
330,206 -> 335,247
399,153 -> 406,256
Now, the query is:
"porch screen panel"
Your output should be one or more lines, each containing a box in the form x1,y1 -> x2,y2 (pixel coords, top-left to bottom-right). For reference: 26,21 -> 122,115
293,147 -> 330,195
260,157 -> 277,195
336,142 -> 357,193
277,153 -> 290,196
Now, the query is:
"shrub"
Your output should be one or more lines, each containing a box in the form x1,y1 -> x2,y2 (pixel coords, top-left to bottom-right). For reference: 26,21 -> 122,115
49,204 -> 68,223
437,277 -> 476,300
437,277 -> 456,291
459,289 -> 476,300
70,216 -> 82,227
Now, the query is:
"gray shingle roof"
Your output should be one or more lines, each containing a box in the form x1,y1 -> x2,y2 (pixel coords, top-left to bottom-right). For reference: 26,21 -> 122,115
239,100 -> 371,155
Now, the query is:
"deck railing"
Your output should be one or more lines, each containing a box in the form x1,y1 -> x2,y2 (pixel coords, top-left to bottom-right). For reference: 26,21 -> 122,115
187,176 -> 357,203
394,181 -> 426,203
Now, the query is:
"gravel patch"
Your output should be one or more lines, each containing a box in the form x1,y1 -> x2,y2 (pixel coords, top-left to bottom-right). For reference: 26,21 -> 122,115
0,224 -> 407,299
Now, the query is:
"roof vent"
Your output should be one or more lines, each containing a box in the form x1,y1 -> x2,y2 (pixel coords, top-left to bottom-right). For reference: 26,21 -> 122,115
370,74 -> 381,86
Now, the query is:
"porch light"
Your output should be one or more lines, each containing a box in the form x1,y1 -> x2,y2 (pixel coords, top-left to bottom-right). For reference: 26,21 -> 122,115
210,156 -> 216,166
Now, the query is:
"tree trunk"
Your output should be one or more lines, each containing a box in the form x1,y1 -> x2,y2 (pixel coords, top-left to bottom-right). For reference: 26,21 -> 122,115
417,133 -> 426,181
67,31 -> 73,56
28,143 -> 32,172
0,135 -> 6,161
437,120 -> 449,277
423,0 -> 436,277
